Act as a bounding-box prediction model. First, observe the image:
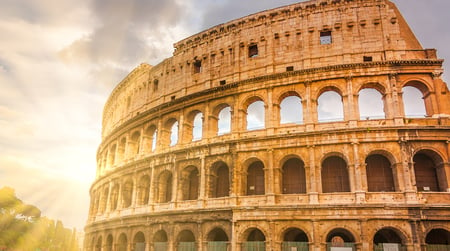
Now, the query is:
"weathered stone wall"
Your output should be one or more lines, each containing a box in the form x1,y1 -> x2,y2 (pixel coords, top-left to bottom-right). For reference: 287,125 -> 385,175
85,0 -> 450,250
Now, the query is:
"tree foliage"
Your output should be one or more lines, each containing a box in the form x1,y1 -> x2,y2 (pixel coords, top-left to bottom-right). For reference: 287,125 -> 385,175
0,187 -> 79,251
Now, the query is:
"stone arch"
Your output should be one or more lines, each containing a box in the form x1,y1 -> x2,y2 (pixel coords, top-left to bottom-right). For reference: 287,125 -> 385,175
143,124 -> 157,153
99,186 -> 109,214
241,227 -> 266,250
281,157 -> 306,194
180,165 -> 200,200
95,235 -> 102,251
373,227 -> 407,246
207,227 -> 229,241
326,228 -> 356,247
163,118 -> 179,147
321,155 -> 350,193
156,170 -> 173,203
186,109 -> 203,142
128,130 -> 141,157
317,86 -> 344,122
107,144 -> 116,167
358,87 -> 386,120
117,233 -> 127,251
413,148 -> 447,192
281,227 -> 309,250
121,178 -> 133,208
117,137 -> 126,162
153,229 -> 169,250
137,174 -> 150,206
210,161 -> 230,198
279,91 -> 303,125
213,103 -> 232,135
110,184 -> 120,211
401,80 -> 432,117
365,154 -> 395,192
245,159 -> 265,195
244,96 -> 266,130
357,82 -> 387,94
105,234 -> 113,251
177,229 -> 196,250
425,228 -> 450,245
133,231 -> 146,251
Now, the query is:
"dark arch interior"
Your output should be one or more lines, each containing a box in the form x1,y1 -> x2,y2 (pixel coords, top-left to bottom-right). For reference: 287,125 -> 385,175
207,228 -> 229,241
283,228 -> 308,242
178,230 -> 196,242
373,228 -> 403,244
248,229 -> 266,241
134,231 -> 145,243
153,230 -> 168,242
326,228 -> 355,242
426,229 -> 450,245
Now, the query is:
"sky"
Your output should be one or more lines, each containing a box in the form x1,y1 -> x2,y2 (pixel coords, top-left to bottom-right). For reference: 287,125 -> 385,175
0,0 -> 449,231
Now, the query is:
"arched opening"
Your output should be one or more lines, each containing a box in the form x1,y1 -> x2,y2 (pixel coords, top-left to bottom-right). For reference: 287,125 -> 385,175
153,230 -> 168,251
133,232 -> 146,251
243,228 -> 266,251
99,187 -> 108,214
326,228 -> 356,250
402,86 -> 427,118
117,137 -> 126,162
157,171 -> 173,203
105,234 -> 113,251
117,233 -> 127,251
246,100 -> 265,130
321,156 -> 350,193
177,230 -> 196,251
192,112 -> 203,141
366,154 -> 395,192
246,161 -> 265,195
426,228 -> 450,250
143,125 -> 157,153
282,158 -> 306,194
211,162 -> 230,198
137,175 -> 150,205
170,121 -> 179,146
181,166 -> 199,201
207,228 -> 229,250
95,236 -> 102,251
280,95 -> 303,124
110,185 -> 119,211
317,90 -> 344,122
282,228 -> 309,251
218,106 -> 231,135
359,88 -> 385,120
108,144 -> 116,167
129,131 -> 141,157
373,228 -> 405,250
122,179 -> 133,208
413,152 -> 441,192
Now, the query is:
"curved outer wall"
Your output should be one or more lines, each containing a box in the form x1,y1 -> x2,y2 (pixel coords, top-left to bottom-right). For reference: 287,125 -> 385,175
86,0 -> 450,250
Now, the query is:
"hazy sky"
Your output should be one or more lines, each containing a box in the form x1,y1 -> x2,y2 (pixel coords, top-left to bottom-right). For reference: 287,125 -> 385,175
0,0 -> 448,230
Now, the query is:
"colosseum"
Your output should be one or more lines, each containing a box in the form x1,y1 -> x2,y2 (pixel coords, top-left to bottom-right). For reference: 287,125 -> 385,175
84,0 -> 450,250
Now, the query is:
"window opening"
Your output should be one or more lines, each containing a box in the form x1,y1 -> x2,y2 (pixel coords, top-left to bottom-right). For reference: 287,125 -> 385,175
320,31 -> 332,45
280,96 -> 303,124
247,101 -> 265,130
286,66 -> 294,72
403,86 -> 426,117
218,107 -> 231,135
193,60 -> 202,73
153,79 -> 159,91
359,88 -> 385,120
317,91 -> 344,122
192,113 -> 203,141
363,56 -> 373,62
248,44 -> 259,58
170,121 -> 179,146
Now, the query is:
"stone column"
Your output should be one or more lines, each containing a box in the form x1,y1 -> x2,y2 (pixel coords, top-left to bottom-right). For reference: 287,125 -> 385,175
388,74 -> 405,125
308,145 -> 319,204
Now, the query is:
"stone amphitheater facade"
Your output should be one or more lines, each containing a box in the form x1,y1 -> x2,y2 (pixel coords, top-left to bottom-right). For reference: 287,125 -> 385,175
84,0 -> 450,250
